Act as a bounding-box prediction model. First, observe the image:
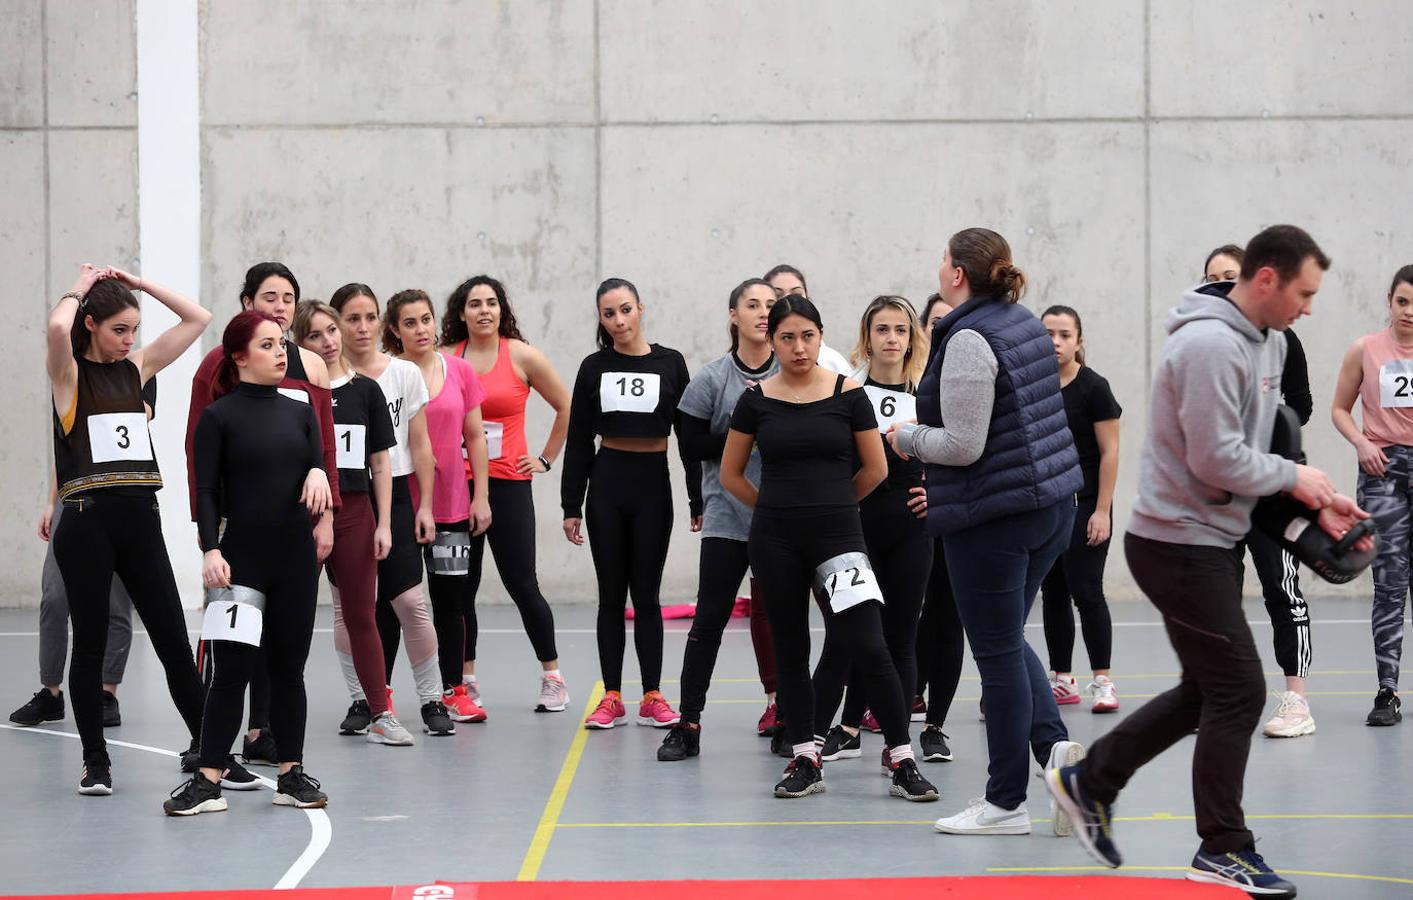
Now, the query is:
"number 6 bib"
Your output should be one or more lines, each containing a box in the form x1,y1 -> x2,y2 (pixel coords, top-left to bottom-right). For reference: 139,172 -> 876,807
200,585 -> 266,647
814,551 -> 885,613
599,372 -> 661,413
1380,359 -> 1413,408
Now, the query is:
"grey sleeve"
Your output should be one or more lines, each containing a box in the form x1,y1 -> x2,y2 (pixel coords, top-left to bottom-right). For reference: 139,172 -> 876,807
895,330 -> 997,466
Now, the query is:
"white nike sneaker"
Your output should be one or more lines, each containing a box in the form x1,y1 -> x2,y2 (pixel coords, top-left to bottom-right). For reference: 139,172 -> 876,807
1262,691 -> 1316,738
934,797 -> 1031,834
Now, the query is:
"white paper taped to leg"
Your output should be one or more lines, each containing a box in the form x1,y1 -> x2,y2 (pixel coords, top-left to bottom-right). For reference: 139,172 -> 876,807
814,551 -> 884,613
426,529 -> 471,576
200,585 -> 267,646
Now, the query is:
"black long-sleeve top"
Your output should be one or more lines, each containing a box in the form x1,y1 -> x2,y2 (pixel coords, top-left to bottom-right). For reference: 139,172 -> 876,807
1282,328 -> 1313,426
560,344 -> 703,519
194,382 -> 324,551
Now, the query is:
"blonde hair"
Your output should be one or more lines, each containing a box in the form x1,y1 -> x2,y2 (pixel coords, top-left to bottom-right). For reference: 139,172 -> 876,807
849,295 -> 927,390
291,299 -> 354,378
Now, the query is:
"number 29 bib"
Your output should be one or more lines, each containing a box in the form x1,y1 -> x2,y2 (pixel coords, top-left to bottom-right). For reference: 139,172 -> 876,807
1380,359 -> 1413,408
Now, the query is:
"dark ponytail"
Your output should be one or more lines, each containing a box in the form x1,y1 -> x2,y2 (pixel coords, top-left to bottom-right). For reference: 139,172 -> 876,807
947,228 -> 1027,303
70,280 -> 140,358
595,278 -> 640,350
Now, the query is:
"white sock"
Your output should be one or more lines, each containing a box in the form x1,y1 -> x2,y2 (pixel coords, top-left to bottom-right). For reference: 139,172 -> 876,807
813,734 -> 826,752
889,745 -> 916,765
792,742 -> 817,758
544,669 -> 562,679
463,674 -> 477,685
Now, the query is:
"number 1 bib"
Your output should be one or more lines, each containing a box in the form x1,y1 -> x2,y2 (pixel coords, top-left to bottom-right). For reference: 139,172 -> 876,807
1380,359 -> 1413,407
335,424 -> 366,470
600,372 -> 661,413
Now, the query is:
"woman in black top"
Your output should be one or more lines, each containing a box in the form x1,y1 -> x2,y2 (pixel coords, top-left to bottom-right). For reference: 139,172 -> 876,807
165,311 -> 333,816
47,264 -> 212,797
563,278 -> 702,731
721,295 -> 935,802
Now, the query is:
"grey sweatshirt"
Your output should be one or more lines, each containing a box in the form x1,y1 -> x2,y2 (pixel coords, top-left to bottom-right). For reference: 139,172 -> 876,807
893,331 -> 996,465
1127,285 -> 1298,548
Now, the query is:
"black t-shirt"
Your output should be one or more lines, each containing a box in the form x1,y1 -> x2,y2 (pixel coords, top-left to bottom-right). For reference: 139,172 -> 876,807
330,374 -> 397,496
730,376 -> 877,514
862,378 -> 923,494
1060,366 -> 1122,500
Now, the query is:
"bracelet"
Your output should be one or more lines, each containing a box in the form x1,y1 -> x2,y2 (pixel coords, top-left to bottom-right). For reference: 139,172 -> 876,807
60,291 -> 82,303
537,455 -> 552,472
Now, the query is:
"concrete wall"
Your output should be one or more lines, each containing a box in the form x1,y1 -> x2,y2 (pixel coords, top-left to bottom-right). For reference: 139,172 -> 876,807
4,2 -> 1413,605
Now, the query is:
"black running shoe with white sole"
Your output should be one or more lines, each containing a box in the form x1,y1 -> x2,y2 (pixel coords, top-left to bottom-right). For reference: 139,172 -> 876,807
769,726 -> 793,759
164,772 -> 227,816
241,730 -> 279,767
1366,687 -> 1402,726
220,755 -> 261,791
9,688 -> 64,727
339,699 -> 371,735
920,726 -> 952,762
101,691 -> 121,728
774,755 -> 825,798
889,758 -> 939,802
819,725 -> 862,761
1045,763 -> 1121,868
78,753 -> 112,796
657,722 -> 701,761
274,765 -> 327,809
421,700 -> 455,735
1188,846 -> 1296,898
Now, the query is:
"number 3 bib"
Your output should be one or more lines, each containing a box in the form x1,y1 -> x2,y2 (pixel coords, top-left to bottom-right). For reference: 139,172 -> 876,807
600,372 -> 661,413
1380,359 -> 1413,408
87,412 -> 153,463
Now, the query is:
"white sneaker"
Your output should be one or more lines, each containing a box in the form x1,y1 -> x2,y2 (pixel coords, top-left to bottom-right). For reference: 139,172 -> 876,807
934,797 -> 1031,834
1262,691 -> 1316,738
1045,739 -> 1086,836
366,712 -> 415,746
536,674 -> 570,712
1088,677 -> 1120,714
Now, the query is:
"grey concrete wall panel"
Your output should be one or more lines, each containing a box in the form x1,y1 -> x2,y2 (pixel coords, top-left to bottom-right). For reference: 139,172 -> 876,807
47,128 -> 139,288
200,0 -> 595,126
0,133 -> 54,600
0,0 -> 45,127
1151,3 -> 1413,118
45,0 -> 138,127
599,0 -> 1144,123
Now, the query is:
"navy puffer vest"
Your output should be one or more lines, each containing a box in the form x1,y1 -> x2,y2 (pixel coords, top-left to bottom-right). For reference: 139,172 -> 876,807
917,296 -> 1082,535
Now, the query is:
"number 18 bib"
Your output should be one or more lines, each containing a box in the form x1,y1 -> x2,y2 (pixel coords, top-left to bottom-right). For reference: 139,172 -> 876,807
600,372 -> 661,413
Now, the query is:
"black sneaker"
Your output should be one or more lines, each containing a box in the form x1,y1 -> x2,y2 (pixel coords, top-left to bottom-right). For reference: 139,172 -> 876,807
220,755 -> 261,791
774,754 -> 825,798
920,726 -> 953,762
9,688 -> 64,726
78,752 -> 112,796
421,700 -> 455,735
1188,845 -> 1296,898
769,725 -> 793,758
889,758 -> 939,802
1367,687 -> 1402,726
273,765 -> 327,809
819,725 -> 862,761
179,741 -> 200,773
657,722 -> 701,761
101,690 -> 121,727
164,772 -> 227,816
1045,763 -> 1121,868
241,729 -> 279,767
339,699 -> 371,735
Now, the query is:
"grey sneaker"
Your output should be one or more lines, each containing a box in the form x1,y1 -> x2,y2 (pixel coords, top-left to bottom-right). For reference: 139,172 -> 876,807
535,674 -> 570,712
366,711 -> 415,746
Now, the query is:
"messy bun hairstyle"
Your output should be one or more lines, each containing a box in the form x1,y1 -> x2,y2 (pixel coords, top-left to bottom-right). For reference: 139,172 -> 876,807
947,228 -> 1027,304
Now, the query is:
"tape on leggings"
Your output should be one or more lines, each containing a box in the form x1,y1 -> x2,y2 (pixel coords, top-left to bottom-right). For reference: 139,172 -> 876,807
425,529 -> 471,576
200,584 -> 267,646
813,551 -> 884,614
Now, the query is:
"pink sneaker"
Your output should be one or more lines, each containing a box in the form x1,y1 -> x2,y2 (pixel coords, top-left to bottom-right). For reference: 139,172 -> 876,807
757,701 -> 779,736
584,693 -> 628,729
386,687 -> 396,718
442,685 -> 488,723
1051,675 -> 1081,706
638,691 -> 680,727
860,709 -> 882,733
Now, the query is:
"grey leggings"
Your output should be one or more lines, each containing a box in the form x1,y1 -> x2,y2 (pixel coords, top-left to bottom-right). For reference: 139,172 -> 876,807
1357,444 -> 1413,691
39,503 -> 134,686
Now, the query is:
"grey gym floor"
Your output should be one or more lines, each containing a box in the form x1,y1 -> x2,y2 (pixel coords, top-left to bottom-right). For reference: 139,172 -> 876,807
0,596 -> 1409,898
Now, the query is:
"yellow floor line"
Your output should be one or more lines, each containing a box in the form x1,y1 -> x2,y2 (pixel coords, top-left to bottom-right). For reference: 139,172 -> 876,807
557,812 -> 1413,829
515,681 -> 604,882
988,865 -> 1413,886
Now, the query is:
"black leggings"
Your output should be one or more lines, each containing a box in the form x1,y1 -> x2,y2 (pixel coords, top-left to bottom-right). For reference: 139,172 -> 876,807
463,477 -> 559,663
198,518 -> 318,769
751,508 -> 910,750
815,497 -> 931,734
678,537 -> 751,724
424,519 -> 470,690
915,537 -> 966,728
51,492 -> 204,760
1040,497 -> 1113,673
586,448 -> 673,694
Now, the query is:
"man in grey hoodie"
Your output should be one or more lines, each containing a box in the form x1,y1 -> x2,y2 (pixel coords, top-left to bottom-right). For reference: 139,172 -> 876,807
1045,225 -> 1371,899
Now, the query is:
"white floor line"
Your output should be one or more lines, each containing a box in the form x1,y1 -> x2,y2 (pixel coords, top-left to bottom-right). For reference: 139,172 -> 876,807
0,722 -> 331,890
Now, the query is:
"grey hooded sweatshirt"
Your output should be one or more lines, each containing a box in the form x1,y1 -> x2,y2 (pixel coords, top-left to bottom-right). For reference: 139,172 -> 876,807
1127,282 -> 1299,548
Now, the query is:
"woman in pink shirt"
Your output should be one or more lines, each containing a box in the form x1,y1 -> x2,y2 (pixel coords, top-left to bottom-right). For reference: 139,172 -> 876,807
383,289 -> 492,725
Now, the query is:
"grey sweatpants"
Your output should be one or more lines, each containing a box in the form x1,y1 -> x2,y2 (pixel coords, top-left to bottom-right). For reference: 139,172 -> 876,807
38,503 -> 135,686
1357,445 -> 1413,691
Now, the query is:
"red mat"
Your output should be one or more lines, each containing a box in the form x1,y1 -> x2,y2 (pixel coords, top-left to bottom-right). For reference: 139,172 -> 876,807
3,876 -> 1235,899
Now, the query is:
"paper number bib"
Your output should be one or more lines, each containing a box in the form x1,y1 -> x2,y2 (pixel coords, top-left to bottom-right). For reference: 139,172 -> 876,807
87,412 -> 153,463
277,387 -> 310,404
335,424 -> 366,470
1380,359 -> 1413,408
600,372 -> 661,413
864,385 -> 916,432
815,552 -> 885,613
484,420 -> 504,460
200,599 -> 264,647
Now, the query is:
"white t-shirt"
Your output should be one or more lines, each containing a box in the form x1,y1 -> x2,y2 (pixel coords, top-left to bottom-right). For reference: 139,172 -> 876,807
817,343 -> 852,375
374,357 -> 430,477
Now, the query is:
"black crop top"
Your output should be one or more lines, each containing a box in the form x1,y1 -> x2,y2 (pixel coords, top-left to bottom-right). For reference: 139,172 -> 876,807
330,374 -> 397,496
54,358 -> 163,500
729,376 -> 878,514
561,344 -> 701,519
194,382 -> 324,551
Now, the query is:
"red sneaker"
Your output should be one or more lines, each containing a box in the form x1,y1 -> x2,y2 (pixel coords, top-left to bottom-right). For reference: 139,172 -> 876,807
1051,675 -> 1081,706
757,702 -> 779,736
910,695 -> 927,722
442,685 -> 487,723
860,709 -> 882,733
638,691 -> 680,727
584,693 -> 628,729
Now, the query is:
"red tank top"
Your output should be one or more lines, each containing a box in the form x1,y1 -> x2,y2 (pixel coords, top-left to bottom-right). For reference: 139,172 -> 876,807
457,337 -> 531,481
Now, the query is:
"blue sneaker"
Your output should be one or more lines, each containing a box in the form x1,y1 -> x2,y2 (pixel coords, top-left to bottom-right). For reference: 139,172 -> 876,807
1044,763 -> 1121,867
1188,845 -> 1296,897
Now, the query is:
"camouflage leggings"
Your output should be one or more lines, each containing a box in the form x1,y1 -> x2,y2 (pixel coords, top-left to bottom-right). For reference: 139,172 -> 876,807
1357,445 -> 1413,690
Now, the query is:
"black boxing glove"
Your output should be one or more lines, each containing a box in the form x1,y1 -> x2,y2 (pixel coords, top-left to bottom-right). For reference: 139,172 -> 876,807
1251,495 -> 1377,584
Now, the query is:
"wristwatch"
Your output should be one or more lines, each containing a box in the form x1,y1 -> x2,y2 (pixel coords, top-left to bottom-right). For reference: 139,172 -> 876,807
537,455 -> 552,472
